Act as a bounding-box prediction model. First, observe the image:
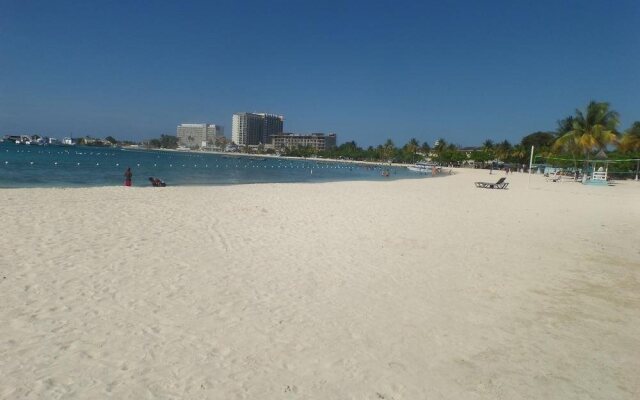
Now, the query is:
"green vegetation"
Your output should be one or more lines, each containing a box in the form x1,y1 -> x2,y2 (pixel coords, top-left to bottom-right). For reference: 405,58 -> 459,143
619,121 -> 640,154
521,131 -> 555,150
83,101 -> 640,176
554,101 -> 620,167
307,101 -> 639,174
148,135 -> 179,149
76,136 -> 113,147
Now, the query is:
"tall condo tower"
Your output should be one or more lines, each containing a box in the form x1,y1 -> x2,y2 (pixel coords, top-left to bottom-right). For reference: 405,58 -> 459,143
232,113 -> 284,145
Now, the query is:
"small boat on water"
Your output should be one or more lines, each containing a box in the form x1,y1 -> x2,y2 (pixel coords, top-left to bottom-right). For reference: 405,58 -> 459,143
61,137 -> 76,146
407,161 -> 440,174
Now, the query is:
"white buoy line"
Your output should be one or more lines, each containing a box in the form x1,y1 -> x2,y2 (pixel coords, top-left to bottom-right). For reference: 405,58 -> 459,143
0,151 -> 386,178
1,160 -> 368,170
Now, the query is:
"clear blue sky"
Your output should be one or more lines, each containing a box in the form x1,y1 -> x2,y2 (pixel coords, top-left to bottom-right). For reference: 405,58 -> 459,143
1,0 -> 638,147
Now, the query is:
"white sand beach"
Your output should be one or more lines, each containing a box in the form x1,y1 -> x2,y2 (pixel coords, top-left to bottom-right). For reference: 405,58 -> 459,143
1,169 -> 639,399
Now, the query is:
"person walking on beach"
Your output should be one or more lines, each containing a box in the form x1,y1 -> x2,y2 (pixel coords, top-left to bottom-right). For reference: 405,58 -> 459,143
124,167 -> 133,187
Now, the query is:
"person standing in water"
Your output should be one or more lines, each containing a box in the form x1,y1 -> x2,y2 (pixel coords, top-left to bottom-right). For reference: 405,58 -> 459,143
124,167 -> 133,187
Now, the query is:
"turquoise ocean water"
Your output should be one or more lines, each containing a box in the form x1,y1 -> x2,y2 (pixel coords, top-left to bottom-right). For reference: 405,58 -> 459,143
0,143 -> 428,188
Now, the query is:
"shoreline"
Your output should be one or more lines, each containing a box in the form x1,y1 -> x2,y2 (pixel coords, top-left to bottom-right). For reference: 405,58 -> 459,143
126,145 -> 415,168
1,143 -> 429,189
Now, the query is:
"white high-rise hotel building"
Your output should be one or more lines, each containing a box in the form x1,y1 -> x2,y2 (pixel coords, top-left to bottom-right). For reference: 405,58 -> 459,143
177,123 -> 223,148
232,113 -> 284,145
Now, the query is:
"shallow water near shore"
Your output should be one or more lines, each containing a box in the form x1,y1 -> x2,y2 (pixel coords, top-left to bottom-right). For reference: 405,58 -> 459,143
0,143 -> 425,188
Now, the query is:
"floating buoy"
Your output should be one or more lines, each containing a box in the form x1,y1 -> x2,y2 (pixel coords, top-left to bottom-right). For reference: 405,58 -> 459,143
30,161 -> 34,165
54,162 -> 58,165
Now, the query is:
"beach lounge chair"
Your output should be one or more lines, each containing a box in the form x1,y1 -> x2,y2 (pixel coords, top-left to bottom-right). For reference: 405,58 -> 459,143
474,177 -> 508,189
546,172 -> 562,182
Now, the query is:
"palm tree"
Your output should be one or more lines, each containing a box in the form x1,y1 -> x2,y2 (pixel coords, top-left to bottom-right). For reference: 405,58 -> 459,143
553,116 -> 581,168
619,121 -> 640,154
430,138 -> 446,164
420,142 -> 431,156
556,116 -> 575,137
481,139 -> 495,161
554,101 -> 619,160
510,144 -> 527,164
381,139 -> 396,163
495,140 -> 512,161
403,138 -> 420,163
433,137 -> 446,153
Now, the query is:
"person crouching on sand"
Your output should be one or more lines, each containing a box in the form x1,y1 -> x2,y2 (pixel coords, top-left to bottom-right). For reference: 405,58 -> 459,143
124,167 -> 133,187
148,177 -> 166,187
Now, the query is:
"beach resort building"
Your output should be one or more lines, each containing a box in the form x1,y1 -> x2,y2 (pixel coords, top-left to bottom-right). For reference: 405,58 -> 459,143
177,124 -> 223,148
271,133 -> 337,152
232,113 -> 284,146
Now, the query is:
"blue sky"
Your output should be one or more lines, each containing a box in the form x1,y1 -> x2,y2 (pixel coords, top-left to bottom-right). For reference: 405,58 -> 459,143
1,0 -> 638,147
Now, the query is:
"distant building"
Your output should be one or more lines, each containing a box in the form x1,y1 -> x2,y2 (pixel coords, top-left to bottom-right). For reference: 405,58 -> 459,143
271,133 -> 337,152
232,113 -> 284,146
5,134 -> 33,144
177,123 -> 223,148
260,113 -> 284,144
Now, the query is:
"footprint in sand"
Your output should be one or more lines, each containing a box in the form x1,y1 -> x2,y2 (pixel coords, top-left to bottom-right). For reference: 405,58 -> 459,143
388,361 -> 407,372
284,385 -> 298,393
